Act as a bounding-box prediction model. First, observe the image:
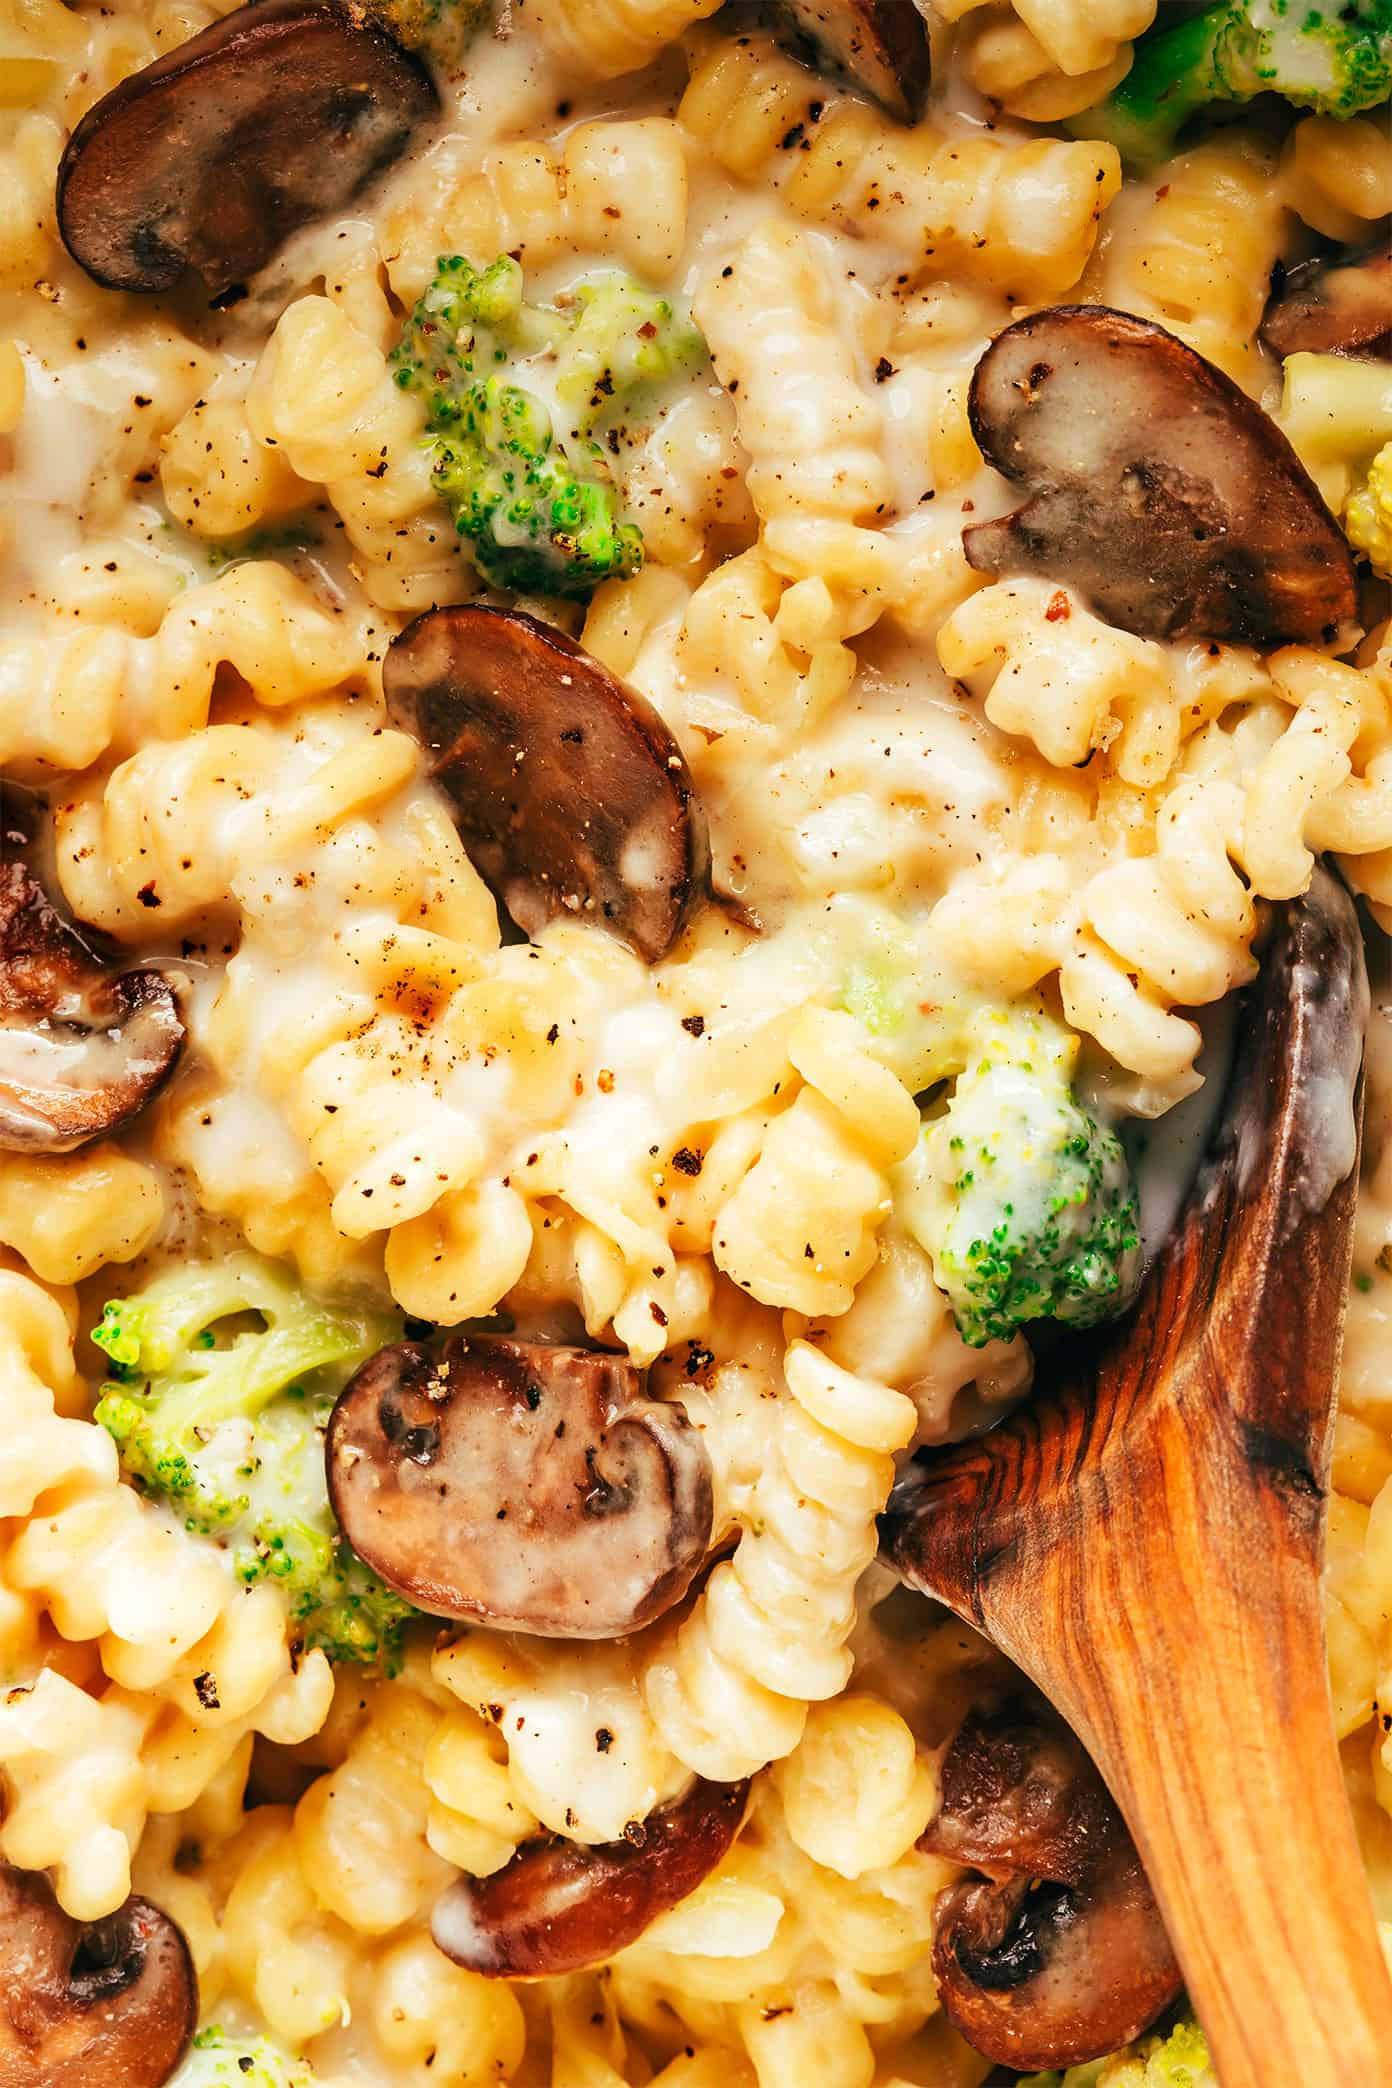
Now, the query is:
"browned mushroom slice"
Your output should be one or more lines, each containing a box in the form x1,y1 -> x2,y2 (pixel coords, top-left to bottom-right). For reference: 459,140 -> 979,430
0,1863 -> 196,2086
326,1335 -> 715,1638
1261,238 -> 1392,361
932,1857 -> 1180,2075
919,1697 -> 1181,2072
385,606 -> 709,962
432,1777 -> 749,1978
771,1 -> 932,122
0,859 -> 184,1154
963,305 -> 1359,648
919,1693 -> 1110,1890
55,0 -> 436,296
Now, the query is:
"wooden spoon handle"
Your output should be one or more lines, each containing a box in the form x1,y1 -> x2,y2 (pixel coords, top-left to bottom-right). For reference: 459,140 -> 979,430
883,878 -> 1392,2082
1027,1405 -> 1392,2088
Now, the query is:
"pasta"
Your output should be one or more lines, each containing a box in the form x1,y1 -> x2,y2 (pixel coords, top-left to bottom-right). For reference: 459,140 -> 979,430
527,0 -> 723,80
694,221 -> 891,533
1280,114 -> 1392,242
382,119 -> 692,304
246,298 -> 473,612
0,561 -> 365,777
640,1338 -> 916,1782
680,31 -> 1123,301
951,0 -> 1156,121
934,0 -> 1155,78
1099,137 -> 1289,390
2,0 -> 1391,2081
0,1270 -> 333,1916
0,1144 -> 164,1282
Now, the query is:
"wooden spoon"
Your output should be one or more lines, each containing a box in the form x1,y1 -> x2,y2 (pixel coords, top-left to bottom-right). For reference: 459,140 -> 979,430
881,868 -> 1392,2086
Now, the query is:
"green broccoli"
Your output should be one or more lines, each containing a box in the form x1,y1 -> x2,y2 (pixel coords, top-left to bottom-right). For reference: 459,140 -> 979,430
357,0 -> 487,56
93,1256 -> 415,1670
173,2028 -> 317,2087
391,253 -> 707,599
1021,2016 -> 1215,2087
1346,439 -> 1392,578
907,1004 -> 1142,1349
1078,1 -> 1392,163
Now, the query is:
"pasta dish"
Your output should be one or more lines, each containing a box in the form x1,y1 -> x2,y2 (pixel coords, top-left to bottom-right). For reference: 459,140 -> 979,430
0,0 -> 1389,2081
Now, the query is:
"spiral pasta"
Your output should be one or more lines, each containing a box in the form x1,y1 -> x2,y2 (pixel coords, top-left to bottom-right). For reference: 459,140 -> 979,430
695,221 -> 890,534
680,31 -> 1123,302
246,295 -> 472,612
952,0 -> 1155,120
1099,137 -> 1289,390
930,639 -> 1392,1090
383,119 -> 692,304
1280,114 -> 1392,243
0,560 -> 364,776
8,0 -> 1392,2075
0,1145 -> 164,1282
434,1628 -> 686,1844
0,1270 -> 333,1916
641,1338 -> 916,1782
938,578 -> 1179,785
609,1741 -> 960,2085
529,0 -> 723,78
935,0 -> 1156,78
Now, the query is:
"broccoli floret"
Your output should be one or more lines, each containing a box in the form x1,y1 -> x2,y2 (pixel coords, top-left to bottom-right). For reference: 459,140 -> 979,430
907,1004 -> 1142,1348
1022,2017 -> 1215,2088
353,0 -> 486,58
827,899 -> 984,1095
391,253 -> 706,599
1346,439 -> 1392,577
1079,1 -> 1392,163
173,2028 -> 317,2088
1274,352 -> 1392,574
93,1256 -> 415,1671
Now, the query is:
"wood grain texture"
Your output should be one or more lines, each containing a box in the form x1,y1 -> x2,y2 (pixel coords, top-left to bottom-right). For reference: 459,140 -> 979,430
882,871 -> 1392,2087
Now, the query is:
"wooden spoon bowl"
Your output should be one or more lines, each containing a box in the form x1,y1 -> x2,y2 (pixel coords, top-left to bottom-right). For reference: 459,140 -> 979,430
882,868 -> 1392,2086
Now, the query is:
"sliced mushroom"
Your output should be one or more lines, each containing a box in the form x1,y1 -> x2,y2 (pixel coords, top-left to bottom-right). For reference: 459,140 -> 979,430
56,0 -> 436,296
0,855 -> 185,1154
0,1863 -> 196,2087
327,1335 -> 715,1638
1261,238 -> 1392,361
919,1696 -> 1181,2072
964,305 -> 1359,648
770,1 -> 932,122
432,1776 -> 749,1978
385,606 -> 709,963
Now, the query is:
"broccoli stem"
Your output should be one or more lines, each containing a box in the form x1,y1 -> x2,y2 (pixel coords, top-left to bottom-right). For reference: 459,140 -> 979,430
1076,0 -> 1392,164
1084,5 -> 1230,162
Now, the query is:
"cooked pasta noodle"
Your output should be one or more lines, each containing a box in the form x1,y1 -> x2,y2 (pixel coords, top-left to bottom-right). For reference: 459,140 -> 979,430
2,0 -> 1391,2079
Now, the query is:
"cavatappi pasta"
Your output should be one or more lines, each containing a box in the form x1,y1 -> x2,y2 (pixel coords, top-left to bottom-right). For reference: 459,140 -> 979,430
1,0 -> 1390,2081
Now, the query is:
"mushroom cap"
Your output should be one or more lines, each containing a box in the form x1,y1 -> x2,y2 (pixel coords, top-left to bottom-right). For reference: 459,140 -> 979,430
964,305 -> 1360,648
772,1 -> 931,121
326,1335 -> 715,1638
931,1859 -> 1180,2075
919,1696 -> 1181,2071
0,857 -> 185,1154
1260,240 -> 1392,361
383,605 -> 710,964
56,0 -> 437,296
0,1864 -> 196,2087
432,1776 -> 749,1978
